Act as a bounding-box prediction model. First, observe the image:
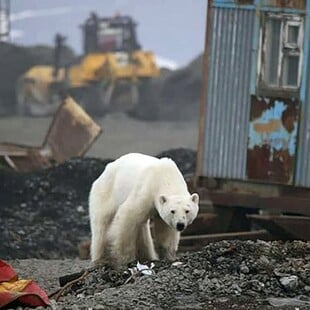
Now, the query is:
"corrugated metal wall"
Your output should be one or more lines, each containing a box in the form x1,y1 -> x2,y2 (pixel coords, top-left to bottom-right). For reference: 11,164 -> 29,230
201,7 -> 255,179
295,50 -> 310,187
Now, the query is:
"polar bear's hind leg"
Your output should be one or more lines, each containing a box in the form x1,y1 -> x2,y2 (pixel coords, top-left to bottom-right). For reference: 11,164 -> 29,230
89,167 -> 117,264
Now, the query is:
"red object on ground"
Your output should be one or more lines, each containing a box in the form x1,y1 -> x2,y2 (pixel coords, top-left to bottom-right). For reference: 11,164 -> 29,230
0,260 -> 50,308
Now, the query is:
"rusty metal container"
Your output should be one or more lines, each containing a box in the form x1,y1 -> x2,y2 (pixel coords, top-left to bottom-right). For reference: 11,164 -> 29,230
198,0 -> 310,188
196,0 -> 310,235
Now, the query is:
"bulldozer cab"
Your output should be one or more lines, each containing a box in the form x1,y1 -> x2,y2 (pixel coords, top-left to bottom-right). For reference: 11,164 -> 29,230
83,13 -> 141,54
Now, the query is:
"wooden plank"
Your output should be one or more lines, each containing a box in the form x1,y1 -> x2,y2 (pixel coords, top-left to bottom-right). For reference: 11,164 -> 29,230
182,213 -> 217,236
0,143 -> 29,156
247,214 -> 310,240
258,197 -> 310,216
180,229 -> 273,248
208,192 -> 259,208
202,193 -> 310,216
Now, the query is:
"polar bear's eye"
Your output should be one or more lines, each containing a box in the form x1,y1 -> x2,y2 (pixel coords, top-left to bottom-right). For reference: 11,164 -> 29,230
171,210 -> 175,214
185,210 -> 190,214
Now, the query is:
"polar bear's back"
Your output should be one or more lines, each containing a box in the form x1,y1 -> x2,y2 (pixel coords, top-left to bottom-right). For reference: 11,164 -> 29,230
93,153 -> 186,206
93,153 -> 159,205
115,152 -> 160,169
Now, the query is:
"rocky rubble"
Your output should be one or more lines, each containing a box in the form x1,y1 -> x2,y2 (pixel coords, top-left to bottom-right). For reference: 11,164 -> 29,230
59,240 -> 310,309
67,240 -> 310,300
10,240 -> 309,310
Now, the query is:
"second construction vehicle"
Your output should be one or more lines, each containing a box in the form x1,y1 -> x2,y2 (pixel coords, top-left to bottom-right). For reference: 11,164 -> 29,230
16,13 -> 160,116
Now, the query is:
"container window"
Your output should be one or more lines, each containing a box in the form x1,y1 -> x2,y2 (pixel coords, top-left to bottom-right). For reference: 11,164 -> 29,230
264,18 -> 281,85
283,54 -> 299,86
287,25 -> 299,44
258,14 -> 303,96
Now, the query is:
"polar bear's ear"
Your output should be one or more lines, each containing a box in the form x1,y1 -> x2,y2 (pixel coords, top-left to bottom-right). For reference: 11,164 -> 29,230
191,193 -> 199,204
159,195 -> 167,205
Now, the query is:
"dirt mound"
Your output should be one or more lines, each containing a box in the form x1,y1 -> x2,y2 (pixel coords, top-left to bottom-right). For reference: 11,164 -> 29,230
0,42 -> 75,115
0,148 -> 196,260
160,54 -> 203,107
132,53 -> 203,121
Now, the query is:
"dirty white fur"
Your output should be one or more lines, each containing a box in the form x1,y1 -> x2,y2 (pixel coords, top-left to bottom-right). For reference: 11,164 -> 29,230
89,153 -> 199,269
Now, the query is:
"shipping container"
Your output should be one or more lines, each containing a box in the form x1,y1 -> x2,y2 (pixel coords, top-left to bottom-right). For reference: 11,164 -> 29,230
196,0 -> 310,234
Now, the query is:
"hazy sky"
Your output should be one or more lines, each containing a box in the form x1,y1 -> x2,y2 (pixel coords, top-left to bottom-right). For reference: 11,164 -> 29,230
10,0 -> 207,67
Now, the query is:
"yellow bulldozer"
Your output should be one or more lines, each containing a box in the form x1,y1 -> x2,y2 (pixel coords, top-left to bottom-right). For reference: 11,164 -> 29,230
16,13 -> 160,116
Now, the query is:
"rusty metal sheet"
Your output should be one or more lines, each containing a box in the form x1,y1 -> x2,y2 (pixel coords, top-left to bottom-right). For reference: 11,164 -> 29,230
0,97 -> 102,172
43,96 -> 102,162
0,143 -> 51,172
4,152 -> 51,172
0,143 -> 28,157
247,95 -> 299,184
235,0 -> 254,4
261,0 -> 306,10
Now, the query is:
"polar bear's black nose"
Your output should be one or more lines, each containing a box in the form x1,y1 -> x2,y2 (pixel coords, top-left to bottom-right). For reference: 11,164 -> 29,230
176,222 -> 185,231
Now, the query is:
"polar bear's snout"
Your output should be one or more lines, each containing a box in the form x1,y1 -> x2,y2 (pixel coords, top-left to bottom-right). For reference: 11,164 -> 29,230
176,222 -> 185,231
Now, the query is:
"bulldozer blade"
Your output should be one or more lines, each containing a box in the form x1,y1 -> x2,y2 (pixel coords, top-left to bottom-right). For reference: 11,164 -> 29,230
130,83 -> 139,108
103,82 -> 115,108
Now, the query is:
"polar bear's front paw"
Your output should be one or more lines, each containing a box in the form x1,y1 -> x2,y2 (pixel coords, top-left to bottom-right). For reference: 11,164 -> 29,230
91,257 -> 108,268
110,243 -> 137,270
157,246 -> 176,261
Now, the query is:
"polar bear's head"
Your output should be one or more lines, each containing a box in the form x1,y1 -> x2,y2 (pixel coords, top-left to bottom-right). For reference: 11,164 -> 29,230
156,193 -> 199,231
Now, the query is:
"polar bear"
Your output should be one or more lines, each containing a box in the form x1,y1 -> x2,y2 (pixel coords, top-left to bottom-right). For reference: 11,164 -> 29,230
89,153 -> 199,269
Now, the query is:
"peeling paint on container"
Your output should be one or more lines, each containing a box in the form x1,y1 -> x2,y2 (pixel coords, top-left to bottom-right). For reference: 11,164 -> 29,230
247,96 -> 299,184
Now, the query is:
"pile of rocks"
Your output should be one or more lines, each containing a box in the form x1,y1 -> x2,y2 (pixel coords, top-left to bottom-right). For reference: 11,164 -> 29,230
57,240 -> 310,309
